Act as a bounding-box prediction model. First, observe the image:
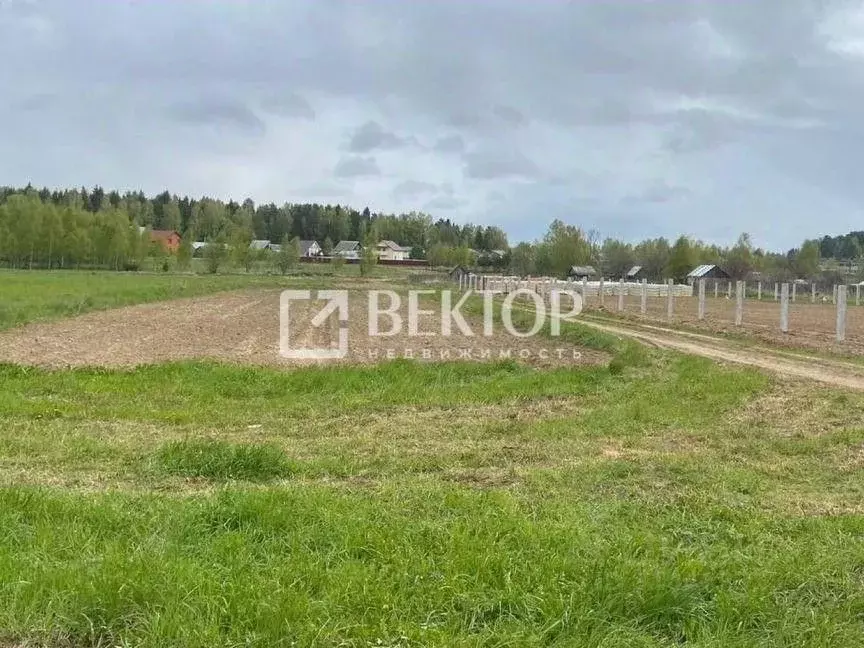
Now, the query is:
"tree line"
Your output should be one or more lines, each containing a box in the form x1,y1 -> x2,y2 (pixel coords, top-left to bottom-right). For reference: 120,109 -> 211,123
0,184 -> 849,280
0,185 -> 508,270
502,222 -> 824,282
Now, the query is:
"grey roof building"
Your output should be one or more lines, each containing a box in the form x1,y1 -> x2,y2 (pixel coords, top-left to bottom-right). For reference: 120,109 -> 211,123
568,265 -> 598,278
687,264 -> 730,279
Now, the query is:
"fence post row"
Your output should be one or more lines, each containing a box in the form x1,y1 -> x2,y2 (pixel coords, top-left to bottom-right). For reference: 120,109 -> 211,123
780,283 -> 789,333
470,276 -> 857,346
837,285 -> 848,342
641,278 -> 648,315
616,278 -> 623,312
735,280 -> 744,326
667,278 -> 674,321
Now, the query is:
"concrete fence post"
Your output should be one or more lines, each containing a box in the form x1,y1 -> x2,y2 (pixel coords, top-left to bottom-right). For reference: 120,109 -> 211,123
599,277 -> 605,308
780,283 -> 789,333
735,280 -> 744,326
582,276 -> 587,302
757,281 -> 762,300
618,277 -> 625,312
667,278 -> 674,321
714,280 -> 719,299
837,285 -> 848,342
727,281 -> 732,299
698,278 -> 706,320
833,285 -> 838,305
641,278 -> 648,315
774,283 -> 779,301
812,282 -> 816,304
792,282 -> 797,302
857,283 -> 861,307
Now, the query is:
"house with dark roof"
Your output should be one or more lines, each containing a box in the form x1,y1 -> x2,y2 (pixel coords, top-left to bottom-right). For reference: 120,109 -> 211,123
625,265 -> 647,280
449,265 -> 470,281
333,240 -> 362,259
299,240 -> 322,257
687,264 -> 730,281
567,265 -> 598,280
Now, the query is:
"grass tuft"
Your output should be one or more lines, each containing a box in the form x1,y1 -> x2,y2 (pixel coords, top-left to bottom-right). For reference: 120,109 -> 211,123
154,440 -> 296,482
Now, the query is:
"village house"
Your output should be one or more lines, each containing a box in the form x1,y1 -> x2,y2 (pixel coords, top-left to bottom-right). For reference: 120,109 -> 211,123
686,264 -> 730,284
449,265 -> 470,282
150,230 -> 181,253
567,265 -> 598,280
625,265 -> 647,281
333,240 -> 362,259
376,240 -> 412,261
137,227 -> 181,253
299,240 -> 322,257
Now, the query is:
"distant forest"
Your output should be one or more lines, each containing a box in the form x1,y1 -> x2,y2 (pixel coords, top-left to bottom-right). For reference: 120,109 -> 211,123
0,184 -> 857,280
0,185 -> 508,270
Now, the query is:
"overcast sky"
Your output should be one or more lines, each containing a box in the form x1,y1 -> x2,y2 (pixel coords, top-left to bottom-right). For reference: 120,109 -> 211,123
2,0 -> 864,249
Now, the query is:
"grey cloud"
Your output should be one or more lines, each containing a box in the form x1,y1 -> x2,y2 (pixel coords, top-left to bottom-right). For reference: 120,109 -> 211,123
347,121 -> 412,153
463,148 -> 540,180
333,155 -> 380,178
300,181 -> 351,199
392,180 -> 439,199
168,97 -> 265,135
425,195 -> 463,210
434,135 -> 465,154
623,181 -> 691,205
260,92 -> 315,120
493,105 -> 526,126
15,92 -> 56,112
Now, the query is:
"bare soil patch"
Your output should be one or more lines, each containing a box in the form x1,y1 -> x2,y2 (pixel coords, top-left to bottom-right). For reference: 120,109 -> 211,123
0,289 -> 607,369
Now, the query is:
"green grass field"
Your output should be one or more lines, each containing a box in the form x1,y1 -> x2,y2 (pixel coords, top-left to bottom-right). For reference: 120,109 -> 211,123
0,266 -> 433,330
1,271 -> 864,646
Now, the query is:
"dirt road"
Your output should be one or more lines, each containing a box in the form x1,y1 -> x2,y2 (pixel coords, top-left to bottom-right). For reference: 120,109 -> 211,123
578,314 -> 864,391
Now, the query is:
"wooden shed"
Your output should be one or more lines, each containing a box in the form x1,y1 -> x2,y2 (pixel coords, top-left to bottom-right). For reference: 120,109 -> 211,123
625,265 -> 647,280
449,265 -> 470,281
686,264 -> 730,283
568,265 -> 598,280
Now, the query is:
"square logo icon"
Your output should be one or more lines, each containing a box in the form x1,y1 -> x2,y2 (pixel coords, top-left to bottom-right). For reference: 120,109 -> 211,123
279,290 -> 349,360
